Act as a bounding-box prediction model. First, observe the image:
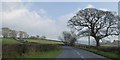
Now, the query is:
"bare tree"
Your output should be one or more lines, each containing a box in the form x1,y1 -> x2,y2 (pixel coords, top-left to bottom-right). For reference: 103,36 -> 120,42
62,31 -> 71,45
58,36 -> 64,42
2,27 -> 10,38
40,36 -> 46,40
36,35 -> 39,39
19,31 -> 28,39
9,30 -> 17,38
19,31 -> 24,39
68,8 -> 119,47
23,32 -> 29,38
2,27 -> 29,40
118,16 -> 120,34
61,31 -> 77,46
118,16 -> 120,47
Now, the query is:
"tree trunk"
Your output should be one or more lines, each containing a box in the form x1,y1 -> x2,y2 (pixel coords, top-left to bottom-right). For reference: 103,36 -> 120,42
3,36 -> 5,38
95,38 -> 100,47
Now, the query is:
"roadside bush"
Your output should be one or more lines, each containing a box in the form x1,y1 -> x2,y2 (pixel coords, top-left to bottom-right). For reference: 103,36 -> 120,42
97,46 -> 119,52
2,43 -> 58,58
2,44 -> 23,58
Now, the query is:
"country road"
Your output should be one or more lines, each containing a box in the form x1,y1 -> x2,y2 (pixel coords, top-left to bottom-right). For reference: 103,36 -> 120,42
56,46 -> 112,60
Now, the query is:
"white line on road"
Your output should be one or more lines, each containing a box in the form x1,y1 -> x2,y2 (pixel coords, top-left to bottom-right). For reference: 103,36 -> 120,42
81,56 -> 84,58
74,50 -> 81,55
81,56 -> 86,60
74,50 -> 86,60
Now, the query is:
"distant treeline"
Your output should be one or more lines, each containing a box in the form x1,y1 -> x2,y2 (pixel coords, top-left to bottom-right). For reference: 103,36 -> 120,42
1,27 -> 46,40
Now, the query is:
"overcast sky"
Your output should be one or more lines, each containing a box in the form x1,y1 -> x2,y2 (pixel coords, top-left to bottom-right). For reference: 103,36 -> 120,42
1,1 -> 118,41
1,0 -> 120,2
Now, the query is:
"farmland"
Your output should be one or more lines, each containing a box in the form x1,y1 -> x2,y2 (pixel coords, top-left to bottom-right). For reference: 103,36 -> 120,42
25,39 -> 64,44
2,38 -> 20,44
2,38 -> 64,44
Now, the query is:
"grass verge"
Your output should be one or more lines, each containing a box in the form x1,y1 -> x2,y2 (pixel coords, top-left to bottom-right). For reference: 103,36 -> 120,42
78,47 -> 119,60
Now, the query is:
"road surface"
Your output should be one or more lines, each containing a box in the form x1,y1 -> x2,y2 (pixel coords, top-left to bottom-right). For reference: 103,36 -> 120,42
56,46 -> 111,60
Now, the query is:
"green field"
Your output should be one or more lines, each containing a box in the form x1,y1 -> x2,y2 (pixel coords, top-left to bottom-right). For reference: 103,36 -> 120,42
2,38 -> 20,44
1,38 -> 64,44
25,39 -> 64,44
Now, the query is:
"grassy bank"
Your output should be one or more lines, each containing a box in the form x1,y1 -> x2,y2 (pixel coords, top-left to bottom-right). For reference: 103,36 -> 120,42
25,39 -> 63,44
77,47 -> 119,60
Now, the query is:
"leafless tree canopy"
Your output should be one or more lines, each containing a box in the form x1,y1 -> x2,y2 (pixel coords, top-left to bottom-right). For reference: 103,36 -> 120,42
68,8 -> 119,46
60,31 -> 77,46
19,31 -> 29,39
2,27 -> 29,39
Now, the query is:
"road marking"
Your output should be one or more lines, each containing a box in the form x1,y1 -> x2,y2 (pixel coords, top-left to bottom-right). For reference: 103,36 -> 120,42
81,56 -> 86,60
81,56 -> 84,58
74,50 -> 81,55
74,50 -> 86,60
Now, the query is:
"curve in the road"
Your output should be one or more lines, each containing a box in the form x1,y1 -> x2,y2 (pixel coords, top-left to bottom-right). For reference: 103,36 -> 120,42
56,46 -> 111,60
